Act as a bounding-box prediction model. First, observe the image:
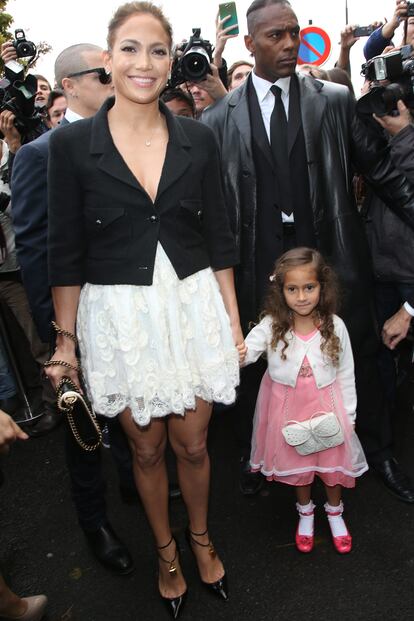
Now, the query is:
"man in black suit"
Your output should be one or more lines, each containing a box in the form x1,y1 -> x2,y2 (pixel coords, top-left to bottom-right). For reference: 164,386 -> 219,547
11,43 -> 135,574
202,0 -> 414,502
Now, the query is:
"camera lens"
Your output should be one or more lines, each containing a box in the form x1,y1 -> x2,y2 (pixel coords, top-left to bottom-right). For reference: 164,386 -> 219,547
182,47 -> 210,81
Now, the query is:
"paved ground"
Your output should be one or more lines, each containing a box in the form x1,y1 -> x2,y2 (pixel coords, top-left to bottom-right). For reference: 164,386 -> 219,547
2,360 -> 414,621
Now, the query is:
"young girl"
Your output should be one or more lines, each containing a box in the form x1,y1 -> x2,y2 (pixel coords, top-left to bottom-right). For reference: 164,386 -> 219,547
243,247 -> 368,554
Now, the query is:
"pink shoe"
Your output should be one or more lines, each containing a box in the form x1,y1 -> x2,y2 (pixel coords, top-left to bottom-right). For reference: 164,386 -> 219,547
295,501 -> 315,553
324,502 -> 352,554
295,530 -> 314,553
332,533 -> 352,554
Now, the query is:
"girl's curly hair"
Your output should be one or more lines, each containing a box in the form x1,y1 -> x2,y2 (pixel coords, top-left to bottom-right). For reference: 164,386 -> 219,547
262,247 -> 341,365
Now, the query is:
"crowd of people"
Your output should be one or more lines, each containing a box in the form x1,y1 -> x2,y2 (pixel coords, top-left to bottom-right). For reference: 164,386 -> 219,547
1,0 -> 414,619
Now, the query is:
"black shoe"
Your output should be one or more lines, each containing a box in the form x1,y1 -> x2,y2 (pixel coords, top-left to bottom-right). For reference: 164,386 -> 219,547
84,523 -> 135,575
185,527 -> 228,602
24,404 -> 62,438
239,456 -> 264,496
370,458 -> 414,503
157,536 -> 187,619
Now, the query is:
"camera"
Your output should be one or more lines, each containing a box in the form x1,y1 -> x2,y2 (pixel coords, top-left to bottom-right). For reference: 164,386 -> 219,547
353,25 -> 375,38
0,64 -> 44,137
407,2 -> 414,16
168,28 -> 213,88
357,46 -> 414,116
12,29 -> 36,59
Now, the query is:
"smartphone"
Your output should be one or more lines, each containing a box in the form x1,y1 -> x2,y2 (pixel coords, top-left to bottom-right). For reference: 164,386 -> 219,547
219,2 -> 239,36
407,1 -> 414,17
353,25 -> 375,37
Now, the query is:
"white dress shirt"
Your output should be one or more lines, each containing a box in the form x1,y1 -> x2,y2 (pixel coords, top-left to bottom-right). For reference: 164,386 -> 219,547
64,108 -> 84,124
251,70 -> 293,223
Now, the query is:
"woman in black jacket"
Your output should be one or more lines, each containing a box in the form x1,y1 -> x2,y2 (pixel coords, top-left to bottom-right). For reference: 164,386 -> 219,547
45,2 -> 245,617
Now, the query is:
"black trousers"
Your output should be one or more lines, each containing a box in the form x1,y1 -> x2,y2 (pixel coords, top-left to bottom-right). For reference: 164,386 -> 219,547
65,415 -> 135,532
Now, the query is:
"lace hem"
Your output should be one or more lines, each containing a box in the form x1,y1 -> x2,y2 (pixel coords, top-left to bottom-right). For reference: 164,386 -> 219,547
250,462 -> 369,479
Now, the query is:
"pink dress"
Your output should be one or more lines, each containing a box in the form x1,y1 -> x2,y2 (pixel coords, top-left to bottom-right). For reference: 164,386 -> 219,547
250,329 -> 368,487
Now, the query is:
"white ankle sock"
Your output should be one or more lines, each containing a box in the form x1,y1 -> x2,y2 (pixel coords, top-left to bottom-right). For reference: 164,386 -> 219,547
296,501 -> 315,536
324,501 -> 348,537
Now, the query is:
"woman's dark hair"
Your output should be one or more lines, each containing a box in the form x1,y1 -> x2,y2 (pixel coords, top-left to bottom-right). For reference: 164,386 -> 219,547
262,247 -> 341,365
107,1 -> 173,50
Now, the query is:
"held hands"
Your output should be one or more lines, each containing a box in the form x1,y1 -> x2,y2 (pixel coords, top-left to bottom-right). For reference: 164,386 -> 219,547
382,305 -> 412,350
0,410 -> 28,454
231,321 -> 247,364
373,100 -> 412,135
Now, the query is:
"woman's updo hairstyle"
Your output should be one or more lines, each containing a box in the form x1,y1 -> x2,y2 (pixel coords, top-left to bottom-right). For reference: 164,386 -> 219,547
107,2 -> 173,51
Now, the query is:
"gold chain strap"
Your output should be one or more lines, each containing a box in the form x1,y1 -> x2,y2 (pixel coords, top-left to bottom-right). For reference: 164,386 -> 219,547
43,359 -> 80,372
56,377 -> 102,452
51,320 -> 78,345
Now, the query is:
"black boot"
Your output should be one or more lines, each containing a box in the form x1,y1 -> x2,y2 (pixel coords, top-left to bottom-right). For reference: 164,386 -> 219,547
370,458 -> 414,503
239,456 -> 264,495
83,522 -> 135,574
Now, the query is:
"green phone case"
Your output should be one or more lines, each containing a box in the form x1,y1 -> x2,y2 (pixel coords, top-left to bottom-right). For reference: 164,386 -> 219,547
219,2 -> 239,35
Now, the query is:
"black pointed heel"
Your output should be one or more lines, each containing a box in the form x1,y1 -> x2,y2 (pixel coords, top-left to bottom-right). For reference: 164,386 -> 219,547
185,527 -> 229,601
157,536 -> 188,619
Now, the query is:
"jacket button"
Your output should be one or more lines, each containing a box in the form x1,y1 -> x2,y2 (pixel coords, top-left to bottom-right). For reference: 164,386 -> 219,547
149,215 -> 158,222
96,219 -> 102,225
197,210 -> 202,217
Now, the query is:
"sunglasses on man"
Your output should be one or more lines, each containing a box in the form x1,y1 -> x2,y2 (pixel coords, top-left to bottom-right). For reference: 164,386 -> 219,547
67,67 -> 111,85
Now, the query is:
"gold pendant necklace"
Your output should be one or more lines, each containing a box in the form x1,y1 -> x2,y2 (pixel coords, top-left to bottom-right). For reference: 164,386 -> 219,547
145,112 -> 161,147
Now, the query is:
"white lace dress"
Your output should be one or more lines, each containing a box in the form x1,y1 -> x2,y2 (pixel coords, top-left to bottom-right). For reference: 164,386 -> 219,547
76,243 -> 240,426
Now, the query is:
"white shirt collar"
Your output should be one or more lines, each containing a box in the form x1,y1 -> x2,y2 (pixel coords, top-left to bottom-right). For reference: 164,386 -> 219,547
64,108 -> 84,124
251,70 -> 291,103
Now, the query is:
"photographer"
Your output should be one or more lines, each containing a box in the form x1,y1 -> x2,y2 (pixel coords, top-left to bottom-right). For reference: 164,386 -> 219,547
0,40 -> 50,161
368,99 -> 414,353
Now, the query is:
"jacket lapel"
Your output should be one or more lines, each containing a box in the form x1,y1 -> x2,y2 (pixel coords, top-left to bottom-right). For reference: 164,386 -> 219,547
89,98 -> 191,197
297,74 -> 327,164
156,105 -> 192,201
228,80 -> 254,163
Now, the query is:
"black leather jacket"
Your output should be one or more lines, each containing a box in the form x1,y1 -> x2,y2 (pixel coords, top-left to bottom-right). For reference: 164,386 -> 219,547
202,74 -> 414,351
363,124 -> 414,305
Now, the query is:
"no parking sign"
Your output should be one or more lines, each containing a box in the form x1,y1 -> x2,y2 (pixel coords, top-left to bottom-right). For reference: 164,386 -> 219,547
297,26 -> 331,66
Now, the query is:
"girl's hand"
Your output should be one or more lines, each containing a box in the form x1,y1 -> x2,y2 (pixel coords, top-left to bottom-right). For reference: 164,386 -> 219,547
44,345 -> 81,391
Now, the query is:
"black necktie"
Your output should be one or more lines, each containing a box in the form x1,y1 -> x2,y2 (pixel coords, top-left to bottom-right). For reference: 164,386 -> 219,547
270,85 -> 293,216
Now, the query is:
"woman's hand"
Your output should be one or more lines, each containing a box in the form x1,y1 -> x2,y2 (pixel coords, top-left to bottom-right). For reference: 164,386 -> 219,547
231,321 -> 247,364
213,12 -> 238,68
44,345 -> 81,391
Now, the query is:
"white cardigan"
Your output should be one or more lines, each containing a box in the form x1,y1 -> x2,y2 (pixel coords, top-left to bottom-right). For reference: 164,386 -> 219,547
243,314 -> 357,423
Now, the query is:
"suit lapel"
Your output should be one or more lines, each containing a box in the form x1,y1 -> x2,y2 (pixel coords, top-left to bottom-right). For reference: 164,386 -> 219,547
246,77 -> 274,171
287,74 -> 301,156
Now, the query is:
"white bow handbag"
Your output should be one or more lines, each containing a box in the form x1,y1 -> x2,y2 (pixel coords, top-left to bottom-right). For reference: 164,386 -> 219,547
281,411 -> 344,456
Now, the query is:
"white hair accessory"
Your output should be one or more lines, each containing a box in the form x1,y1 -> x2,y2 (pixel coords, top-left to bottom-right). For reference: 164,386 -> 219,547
269,274 -> 276,282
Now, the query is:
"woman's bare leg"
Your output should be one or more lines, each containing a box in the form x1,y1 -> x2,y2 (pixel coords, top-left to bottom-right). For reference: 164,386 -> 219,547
119,409 -> 186,598
168,398 -> 224,584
